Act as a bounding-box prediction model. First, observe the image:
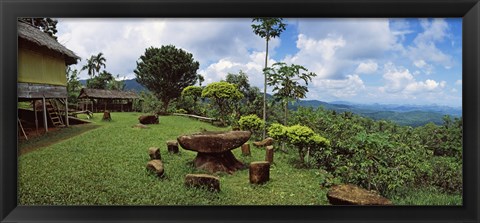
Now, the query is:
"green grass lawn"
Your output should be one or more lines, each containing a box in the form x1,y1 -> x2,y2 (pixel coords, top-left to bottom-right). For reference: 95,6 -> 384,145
18,112 -> 461,205
18,112 -> 327,205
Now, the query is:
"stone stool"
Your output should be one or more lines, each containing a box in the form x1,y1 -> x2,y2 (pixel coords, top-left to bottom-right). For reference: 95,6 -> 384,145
185,174 -> 220,192
249,161 -> 270,184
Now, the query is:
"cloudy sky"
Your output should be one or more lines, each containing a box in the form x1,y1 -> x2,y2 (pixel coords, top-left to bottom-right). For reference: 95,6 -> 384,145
56,18 -> 462,107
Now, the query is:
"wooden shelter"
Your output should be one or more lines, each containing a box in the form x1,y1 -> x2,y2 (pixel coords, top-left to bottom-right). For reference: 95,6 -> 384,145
77,88 -> 140,112
17,20 -> 80,133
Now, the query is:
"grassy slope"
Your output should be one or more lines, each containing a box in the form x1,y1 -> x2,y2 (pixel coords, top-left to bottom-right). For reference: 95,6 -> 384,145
18,112 -> 327,205
18,112 -> 461,205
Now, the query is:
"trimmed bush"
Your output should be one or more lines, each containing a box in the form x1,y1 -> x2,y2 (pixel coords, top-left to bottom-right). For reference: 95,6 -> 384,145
239,114 -> 264,139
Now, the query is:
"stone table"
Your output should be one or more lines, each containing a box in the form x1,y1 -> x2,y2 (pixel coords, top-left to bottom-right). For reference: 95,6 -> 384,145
177,131 -> 251,174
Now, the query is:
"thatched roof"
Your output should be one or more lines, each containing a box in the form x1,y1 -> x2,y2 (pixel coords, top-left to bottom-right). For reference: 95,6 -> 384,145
18,21 -> 80,65
78,88 -> 139,99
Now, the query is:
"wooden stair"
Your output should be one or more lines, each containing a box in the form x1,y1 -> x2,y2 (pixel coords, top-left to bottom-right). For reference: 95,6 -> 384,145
47,99 -> 65,127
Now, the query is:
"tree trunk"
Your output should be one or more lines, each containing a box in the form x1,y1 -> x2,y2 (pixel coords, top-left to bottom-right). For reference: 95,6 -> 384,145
262,38 -> 269,140
162,98 -> 170,114
299,147 -> 305,164
284,101 -> 288,125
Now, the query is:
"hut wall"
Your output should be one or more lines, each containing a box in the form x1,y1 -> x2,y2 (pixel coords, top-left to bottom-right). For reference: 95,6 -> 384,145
18,47 -> 67,86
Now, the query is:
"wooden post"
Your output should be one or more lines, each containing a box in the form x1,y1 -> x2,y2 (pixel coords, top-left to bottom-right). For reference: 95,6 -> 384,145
241,143 -> 251,156
18,118 -> 28,140
33,99 -> 39,135
42,97 -> 48,132
266,145 -> 274,163
65,97 -> 69,126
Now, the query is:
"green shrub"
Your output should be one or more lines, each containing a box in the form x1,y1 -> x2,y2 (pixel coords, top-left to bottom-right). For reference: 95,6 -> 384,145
416,156 -> 462,194
238,114 -> 264,139
176,108 -> 188,114
268,123 -> 329,165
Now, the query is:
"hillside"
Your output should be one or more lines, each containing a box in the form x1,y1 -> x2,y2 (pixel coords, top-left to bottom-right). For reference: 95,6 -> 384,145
295,100 -> 461,127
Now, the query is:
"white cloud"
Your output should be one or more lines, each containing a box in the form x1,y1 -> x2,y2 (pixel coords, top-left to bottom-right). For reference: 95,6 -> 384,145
380,63 -> 446,95
198,51 -> 276,90
413,59 -> 434,75
355,61 -> 378,74
381,64 -> 415,93
283,34 -> 346,79
310,74 -> 365,98
57,18 -> 268,80
455,80 -> 462,85
283,18 -> 404,82
406,18 -> 453,70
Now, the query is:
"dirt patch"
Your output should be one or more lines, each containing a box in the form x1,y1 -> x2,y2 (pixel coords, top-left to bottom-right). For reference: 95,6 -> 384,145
18,124 -> 100,155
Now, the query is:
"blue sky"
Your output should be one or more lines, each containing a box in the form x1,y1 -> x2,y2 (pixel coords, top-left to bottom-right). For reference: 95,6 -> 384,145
57,18 -> 462,107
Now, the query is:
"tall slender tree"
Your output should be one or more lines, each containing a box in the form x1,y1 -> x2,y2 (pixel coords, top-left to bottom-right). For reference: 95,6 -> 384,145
93,52 -> 107,74
82,56 -> 96,78
264,62 -> 316,126
251,18 -> 287,139
82,52 -> 107,78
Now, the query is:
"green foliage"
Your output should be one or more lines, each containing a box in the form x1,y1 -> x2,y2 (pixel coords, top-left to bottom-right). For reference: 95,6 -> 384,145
251,18 -> 287,41
138,91 -> 163,114
19,18 -> 58,39
264,62 -> 316,126
238,114 -> 264,139
289,106 -> 462,197
86,70 -> 114,89
201,82 -> 244,125
285,125 -> 329,147
416,156 -> 462,194
179,86 -> 205,115
182,86 -> 203,99
176,108 -> 188,114
82,52 -> 107,78
225,70 -> 264,118
134,45 -> 200,113
107,75 -> 126,91
66,67 -> 82,105
267,123 -> 288,142
268,123 -> 329,164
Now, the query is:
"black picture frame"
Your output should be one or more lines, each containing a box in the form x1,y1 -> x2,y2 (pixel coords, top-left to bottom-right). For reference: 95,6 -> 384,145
1,0 -> 479,222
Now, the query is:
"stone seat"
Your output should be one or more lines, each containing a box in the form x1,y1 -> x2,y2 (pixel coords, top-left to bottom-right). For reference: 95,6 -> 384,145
327,184 -> 392,205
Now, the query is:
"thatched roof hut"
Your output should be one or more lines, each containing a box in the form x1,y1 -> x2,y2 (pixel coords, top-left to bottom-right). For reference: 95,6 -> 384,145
18,21 -> 80,65
17,20 -> 81,132
18,21 -> 80,99
77,88 -> 140,112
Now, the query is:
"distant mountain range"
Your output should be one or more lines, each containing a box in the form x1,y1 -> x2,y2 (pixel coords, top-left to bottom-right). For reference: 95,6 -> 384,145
79,79 -> 146,92
80,78 -> 462,127
295,100 -> 461,127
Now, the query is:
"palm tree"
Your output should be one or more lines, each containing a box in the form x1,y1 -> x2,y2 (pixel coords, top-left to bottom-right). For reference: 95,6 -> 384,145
81,52 -> 107,78
81,56 -> 96,78
93,52 -> 107,74
251,18 -> 287,139
264,62 -> 316,126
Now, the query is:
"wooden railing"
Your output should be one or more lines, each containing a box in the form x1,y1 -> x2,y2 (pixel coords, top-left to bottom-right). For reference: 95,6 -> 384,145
172,113 -> 217,123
